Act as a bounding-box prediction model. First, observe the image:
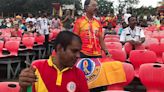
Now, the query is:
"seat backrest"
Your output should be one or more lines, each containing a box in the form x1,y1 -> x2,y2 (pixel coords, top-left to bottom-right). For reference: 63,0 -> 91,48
22,37 -> 35,49
108,49 -> 127,62
0,41 -> 4,55
104,38 -> 120,42
35,35 -> 45,45
107,63 -> 135,90
0,82 -> 20,92
148,43 -> 164,57
129,50 -> 157,77
48,33 -> 54,41
0,41 -> 4,51
106,42 -> 122,50
23,33 -> 34,37
105,35 -> 119,39
5,41 -> 20,56
9,37 -> 21,41
143,38 -> 159,49
129,50 -> 157,69
139,63 -> 164,91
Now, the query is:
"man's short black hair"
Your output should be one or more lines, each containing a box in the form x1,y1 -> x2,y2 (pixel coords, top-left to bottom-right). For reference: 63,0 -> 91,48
54,31 -> 82,51
128,16 -> 137,22
84,0 -> 91,11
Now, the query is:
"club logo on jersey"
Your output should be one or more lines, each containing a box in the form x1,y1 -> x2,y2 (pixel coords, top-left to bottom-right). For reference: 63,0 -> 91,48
76,58 -> 101,83
67,81 -> 76,92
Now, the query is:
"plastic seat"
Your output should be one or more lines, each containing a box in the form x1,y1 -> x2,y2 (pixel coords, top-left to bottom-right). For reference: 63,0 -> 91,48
105,35 -> 120,39
148,43 -> 164,63
107,63 -> 135,90
35,34 -> 45,45
22,37 -> 35,49
9,37 -> 21,41
139,63 -> 164,92
23,33 -> 34,37
129,50 -> 157,77
143,38 -> 159,49
5,41 -> 20,56
0,82 -> 20,92
104,38 -> 120,42
106,42 -> 122,50
48,33 -> 54,42
108,49 -> 127,62
0,41 -> 4,56
124,42 -> 145,55
0,42 -> 21,79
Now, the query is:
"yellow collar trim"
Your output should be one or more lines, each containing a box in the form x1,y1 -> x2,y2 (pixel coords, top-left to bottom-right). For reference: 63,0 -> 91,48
47,56 -> 71,86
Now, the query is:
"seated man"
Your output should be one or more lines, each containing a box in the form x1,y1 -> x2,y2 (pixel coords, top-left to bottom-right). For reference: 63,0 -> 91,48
120,16 -> 145,49
19,31 -> 89,92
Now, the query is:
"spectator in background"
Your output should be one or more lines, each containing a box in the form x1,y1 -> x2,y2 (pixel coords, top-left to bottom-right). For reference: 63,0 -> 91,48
120,16 -> 145,49
159,18 -> 164,31
36,12 -> 50,55
104,23 -> 117,35
62,10 -> 74,31
51,15 -> 61,29
0,20 -> 7,29
26,21 -> 36,33
118,22 -> 128,36
26,13 -> 36,24
11,24 -> 22,37
73,0 -> 110,58
124,9 -> 132,24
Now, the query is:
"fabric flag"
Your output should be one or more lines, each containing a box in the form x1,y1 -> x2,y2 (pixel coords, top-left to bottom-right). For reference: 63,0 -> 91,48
76,58 -> 126,89
59,6 -> 63,17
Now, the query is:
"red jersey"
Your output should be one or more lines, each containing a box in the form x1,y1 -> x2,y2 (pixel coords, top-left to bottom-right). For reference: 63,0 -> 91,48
32,56 -> 89,92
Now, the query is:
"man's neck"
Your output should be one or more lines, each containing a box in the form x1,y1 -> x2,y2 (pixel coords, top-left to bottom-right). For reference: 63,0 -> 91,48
86,13 -> 93,20
129,25 -> 135,30
53,56 -> 65,71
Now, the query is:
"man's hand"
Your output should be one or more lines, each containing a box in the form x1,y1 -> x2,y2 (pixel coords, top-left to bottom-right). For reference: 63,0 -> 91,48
19,66 -> 37,91
105,50 -> 112,57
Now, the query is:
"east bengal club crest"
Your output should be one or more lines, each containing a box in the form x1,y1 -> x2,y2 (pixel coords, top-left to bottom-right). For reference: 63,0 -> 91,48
67,81 -> 76,92
76,58 -> 101,83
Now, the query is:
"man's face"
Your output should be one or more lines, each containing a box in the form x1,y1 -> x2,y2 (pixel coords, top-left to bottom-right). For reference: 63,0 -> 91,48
129,17 -> 137,26
86,0 -> 98,15
59,39 -> 82,67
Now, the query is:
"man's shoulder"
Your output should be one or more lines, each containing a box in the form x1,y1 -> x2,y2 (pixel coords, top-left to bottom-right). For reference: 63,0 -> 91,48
32,59 -> 48,68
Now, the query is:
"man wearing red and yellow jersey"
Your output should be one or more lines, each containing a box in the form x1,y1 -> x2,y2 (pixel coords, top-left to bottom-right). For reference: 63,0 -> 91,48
19,31 -> 89,92
73,0 -> 110,58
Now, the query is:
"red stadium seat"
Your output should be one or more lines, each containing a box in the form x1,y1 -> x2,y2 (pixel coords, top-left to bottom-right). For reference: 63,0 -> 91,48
148,43 -> 164,63
0,82 -> 20,92
160,38 -> 164,44
9,37 -> 21,41
104,38 -> 120,42
0,41 -> 4,56
5,41 -> 20,56
107,63 -> 135,90
108,49 -> 127,62
129,50 -> 157,77
139,63 -> 164,92
23,33 -> 34,37
106,42 -> 122,50
22,37 -> 35,49
35,34 -> 45,45
48,33 -> 54,41
143,38 -> 159,49
105,35 -> 119,39
124,42 -> 145,55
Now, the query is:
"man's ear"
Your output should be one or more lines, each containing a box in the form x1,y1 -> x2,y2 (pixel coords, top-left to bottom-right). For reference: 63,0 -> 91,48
56,44 -> 63,52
